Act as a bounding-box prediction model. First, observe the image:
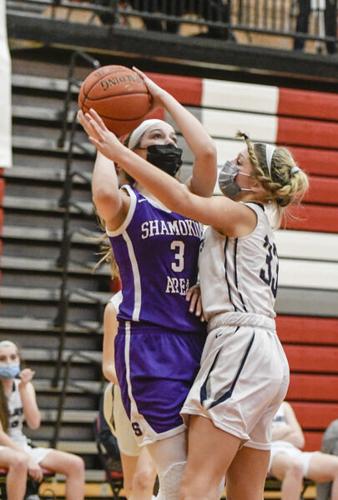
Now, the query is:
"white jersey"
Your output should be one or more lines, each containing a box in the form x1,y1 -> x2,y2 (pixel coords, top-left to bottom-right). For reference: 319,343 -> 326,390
199,202 -> 278,321
6,379 -> 52,463
7,379 -> 28,447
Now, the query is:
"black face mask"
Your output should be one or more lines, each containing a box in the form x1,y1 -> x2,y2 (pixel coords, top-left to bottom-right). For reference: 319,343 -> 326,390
146,144 -> 183,177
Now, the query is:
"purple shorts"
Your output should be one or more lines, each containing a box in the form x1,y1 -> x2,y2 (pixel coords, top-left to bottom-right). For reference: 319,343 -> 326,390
115,321 -> 205,446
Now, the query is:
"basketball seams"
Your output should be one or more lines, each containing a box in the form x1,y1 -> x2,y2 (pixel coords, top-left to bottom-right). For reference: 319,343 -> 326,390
81,102 -> 148,122
83,91 -> 149,102
78,65 -> 151,135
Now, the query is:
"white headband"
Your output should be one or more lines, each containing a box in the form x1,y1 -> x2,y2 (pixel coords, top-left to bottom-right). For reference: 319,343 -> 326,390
127,119 -> 168,150
0,340 -> 17,349
265,144 -> 276,174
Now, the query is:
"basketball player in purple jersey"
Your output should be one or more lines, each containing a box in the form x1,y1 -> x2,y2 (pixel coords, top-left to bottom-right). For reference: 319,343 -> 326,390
78,69 -> 310,500
78,75 -> 217,499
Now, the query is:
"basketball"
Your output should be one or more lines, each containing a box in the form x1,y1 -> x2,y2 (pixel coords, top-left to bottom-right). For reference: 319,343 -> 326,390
78,65 -> 152,136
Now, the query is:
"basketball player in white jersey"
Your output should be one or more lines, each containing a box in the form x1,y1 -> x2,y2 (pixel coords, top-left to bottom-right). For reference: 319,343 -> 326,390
77,66 -> 309,499
270,401 -> 338,500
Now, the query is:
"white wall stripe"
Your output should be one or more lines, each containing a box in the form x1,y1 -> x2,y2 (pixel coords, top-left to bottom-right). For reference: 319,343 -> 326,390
275,230 -> 338,262
122,232 -> 142,322
202,79 -> 279,114
279,260 -> 338,290
201,109 -> 278,143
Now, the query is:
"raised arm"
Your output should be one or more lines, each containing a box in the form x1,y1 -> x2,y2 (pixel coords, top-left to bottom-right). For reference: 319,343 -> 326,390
78,109 -> 256,238
102,301 -> 118,384
19,369 -> 41,429
92,152 -> 131,231
133,68 -> 217,197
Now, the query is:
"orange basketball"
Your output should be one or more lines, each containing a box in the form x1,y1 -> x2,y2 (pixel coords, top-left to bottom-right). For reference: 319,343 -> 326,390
78,65 -> 152,136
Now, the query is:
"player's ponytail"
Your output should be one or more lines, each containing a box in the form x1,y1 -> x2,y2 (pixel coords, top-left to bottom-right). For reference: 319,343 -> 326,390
237,133 -> 309,226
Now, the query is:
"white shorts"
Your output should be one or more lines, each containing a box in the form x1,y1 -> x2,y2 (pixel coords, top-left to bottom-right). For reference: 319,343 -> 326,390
103,383 -> 141,457
181,313 -> 290,451
0,444 -> 51,464
269,441 -> 317,476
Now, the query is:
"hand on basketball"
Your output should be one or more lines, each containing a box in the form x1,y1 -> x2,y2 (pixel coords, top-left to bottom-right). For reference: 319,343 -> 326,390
132,66 -> 167,108
186,284 -> 205,322
77,109 -> 124,161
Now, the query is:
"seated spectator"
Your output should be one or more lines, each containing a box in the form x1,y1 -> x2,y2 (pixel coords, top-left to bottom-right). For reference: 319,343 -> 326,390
269,401 -> 338,500
0,340 -> 85,500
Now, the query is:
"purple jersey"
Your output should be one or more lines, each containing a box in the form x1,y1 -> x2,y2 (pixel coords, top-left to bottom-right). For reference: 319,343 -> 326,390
107,185 -> 204,333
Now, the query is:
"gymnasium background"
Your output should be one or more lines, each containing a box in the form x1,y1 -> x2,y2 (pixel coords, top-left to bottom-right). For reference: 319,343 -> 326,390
1,1 -> 338,498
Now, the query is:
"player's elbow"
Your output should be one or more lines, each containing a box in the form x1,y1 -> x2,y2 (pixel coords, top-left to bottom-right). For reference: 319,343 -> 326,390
92,189 -> 121,220
28,413 -> 41,430
202,141 -> 217,162
102,364 -> 117,384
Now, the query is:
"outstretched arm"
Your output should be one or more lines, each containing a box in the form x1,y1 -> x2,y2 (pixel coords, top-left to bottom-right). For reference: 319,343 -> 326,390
78,109 -> 256,237
134,68 -> 217,197
19,369 -> 41,429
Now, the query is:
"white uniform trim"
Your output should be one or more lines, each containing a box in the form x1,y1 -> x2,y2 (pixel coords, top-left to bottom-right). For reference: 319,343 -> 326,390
110,291 -> 122,310
124,321 -> 140,420
106,185 -> 137,237
208,312 -> 276,332
122,232 -> 141,321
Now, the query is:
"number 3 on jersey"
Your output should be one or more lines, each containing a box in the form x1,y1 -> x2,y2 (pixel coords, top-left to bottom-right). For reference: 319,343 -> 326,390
170,241 -> 185,272
260,235 -> 279,297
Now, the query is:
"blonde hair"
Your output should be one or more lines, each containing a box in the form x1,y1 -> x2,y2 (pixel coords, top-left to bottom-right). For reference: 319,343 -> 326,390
237,133 -> 309,223
95,232 -> 120,279
93,213 -> 120,279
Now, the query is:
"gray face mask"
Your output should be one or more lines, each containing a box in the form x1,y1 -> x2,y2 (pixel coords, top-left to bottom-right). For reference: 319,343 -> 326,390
218,161 -> 253,199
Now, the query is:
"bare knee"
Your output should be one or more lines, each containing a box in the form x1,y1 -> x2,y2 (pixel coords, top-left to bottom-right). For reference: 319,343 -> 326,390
10,452 -> 29,473
133,467 -> 154,491
66,455 -> 85,477
284,459 -> 304,482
